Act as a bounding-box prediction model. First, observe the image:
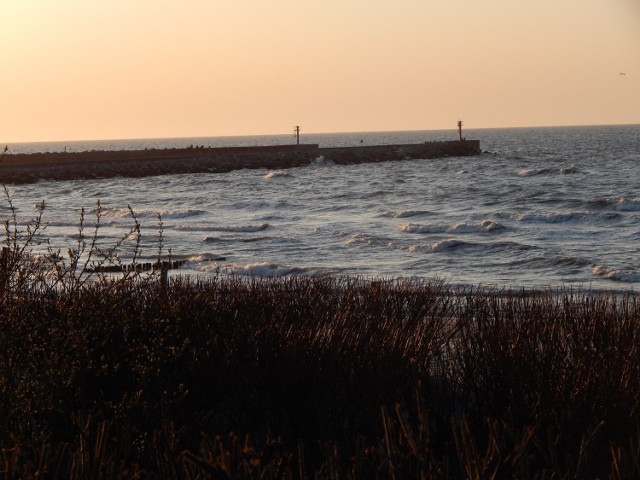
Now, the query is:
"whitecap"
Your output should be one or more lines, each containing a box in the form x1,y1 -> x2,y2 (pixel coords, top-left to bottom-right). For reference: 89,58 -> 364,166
381,209 -> 432,218
431,239 -> 466,252
345,233 -> 394,248
514,212 -> 582,223
400,220 -> 503,234
98,207 -> 132,218
310,155 -> 334,166
401,224 -> 447,234
177,223 -> 268,233
592,264 -> 640,283
151,209 -> 206,219
616,197 -> 640,212
449,220 -> 504,233
100,207 -> 205,219
228,261 -> 307,277
264,171 -> 291,179
517,168 -> 543,177
409,239 -> 467,253
187,253 -> 226,262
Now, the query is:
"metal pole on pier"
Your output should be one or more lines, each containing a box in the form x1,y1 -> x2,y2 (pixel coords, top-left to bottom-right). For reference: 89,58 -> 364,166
294,125 -> 300,145
458,120 -> 463,141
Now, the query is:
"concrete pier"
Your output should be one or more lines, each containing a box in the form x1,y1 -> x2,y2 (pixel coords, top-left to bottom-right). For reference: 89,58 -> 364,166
0,140 -> 480,184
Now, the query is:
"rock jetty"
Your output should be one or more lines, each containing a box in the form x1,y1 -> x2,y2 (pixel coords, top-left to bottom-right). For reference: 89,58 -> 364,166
0,140 -> 480,184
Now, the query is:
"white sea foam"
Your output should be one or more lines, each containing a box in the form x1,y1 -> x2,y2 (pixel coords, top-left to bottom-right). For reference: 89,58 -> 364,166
186,252 -> 226,262
382,209 -> 432,218
517,168 -> 545,177
177,223 -> 268,233
431,239 -> 466,252
226,262 -> 306,277
513,212 -> 582,223
616,197 -> 640,212
518,165 -> 575,176
310,155 -> 334,166
345,233 -> 394,248
153,209 -> 206,219
100,207 -> 205,219
95,207 -> 132,218
400,220 -> 503,234
264,171 -> 291,179
592,264 -> 640,282
409,239 -> 466,253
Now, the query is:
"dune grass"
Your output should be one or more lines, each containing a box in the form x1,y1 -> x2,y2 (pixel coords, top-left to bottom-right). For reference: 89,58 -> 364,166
1,272 -> 639,478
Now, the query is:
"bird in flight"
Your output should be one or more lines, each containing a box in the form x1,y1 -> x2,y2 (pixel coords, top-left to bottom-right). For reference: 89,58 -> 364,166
618,72 -> 626,76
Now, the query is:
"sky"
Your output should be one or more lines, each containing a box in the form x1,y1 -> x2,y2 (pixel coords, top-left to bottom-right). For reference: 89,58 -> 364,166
1,0 -> 639,142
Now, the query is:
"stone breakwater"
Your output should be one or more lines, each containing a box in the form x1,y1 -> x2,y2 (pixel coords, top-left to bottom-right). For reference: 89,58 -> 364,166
0,140 -> 480,184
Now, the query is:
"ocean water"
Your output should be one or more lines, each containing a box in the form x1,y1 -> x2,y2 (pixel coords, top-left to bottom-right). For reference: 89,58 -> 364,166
3,125 -> 640,291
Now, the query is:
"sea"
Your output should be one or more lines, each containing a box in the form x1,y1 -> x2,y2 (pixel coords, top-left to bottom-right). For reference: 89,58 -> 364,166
3,124 -> 640,292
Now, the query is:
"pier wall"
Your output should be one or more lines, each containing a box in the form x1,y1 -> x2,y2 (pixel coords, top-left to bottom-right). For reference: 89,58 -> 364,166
319,140 -> 480,165
0,140 -> 480,184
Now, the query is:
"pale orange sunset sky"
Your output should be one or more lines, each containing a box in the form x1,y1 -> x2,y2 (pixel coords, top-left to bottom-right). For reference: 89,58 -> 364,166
1,0 -> 639,143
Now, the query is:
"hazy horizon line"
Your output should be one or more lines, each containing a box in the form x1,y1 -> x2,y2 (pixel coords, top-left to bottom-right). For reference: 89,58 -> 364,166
3,122 -> 639,146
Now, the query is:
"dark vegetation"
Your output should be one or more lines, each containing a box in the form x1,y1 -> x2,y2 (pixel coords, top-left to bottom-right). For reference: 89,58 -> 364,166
1,154 -> 639,478
3,273 -> 640,480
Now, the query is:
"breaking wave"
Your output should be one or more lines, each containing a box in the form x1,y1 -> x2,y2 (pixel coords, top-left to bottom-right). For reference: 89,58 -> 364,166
180,223 -> 269,233
592,264 -> 640,283
381,209 -> 432,218
345,233 -> 394,248
400,220 -> 503,234
512,212 -> 583,223
186,253 -> 226,262
224,262 -> 308,277
100,207 -> 205,219
409,239 -> 469,253
310,155 -> 334,166
264,171 -> 291,179
616,197 -> 640,212
517,167 -> 549,177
